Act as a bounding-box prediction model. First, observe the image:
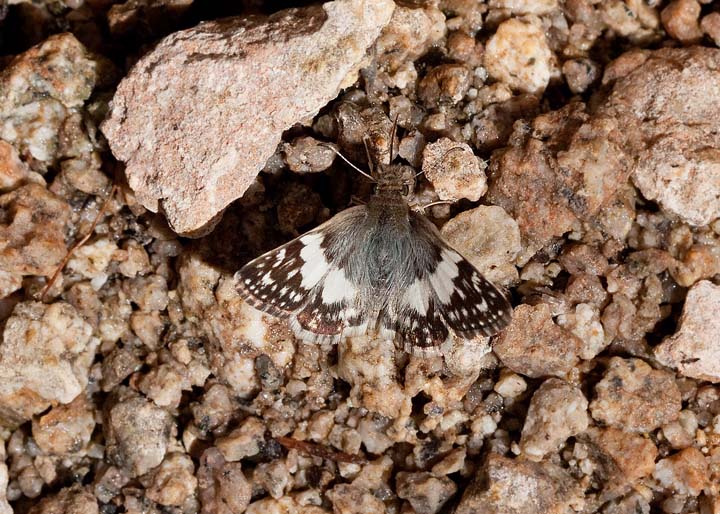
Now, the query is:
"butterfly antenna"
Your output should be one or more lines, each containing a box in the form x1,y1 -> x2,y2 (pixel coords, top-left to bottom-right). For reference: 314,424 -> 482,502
388,114 -> 400,165
421,199 -> 454,210
320,143 -> 376,182
362,136 -> 375,176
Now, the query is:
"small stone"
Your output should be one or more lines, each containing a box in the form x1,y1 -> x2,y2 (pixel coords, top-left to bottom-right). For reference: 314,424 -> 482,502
197,448 -> 252,514
488,0 -> 558,15
117,240 -> 152,278
216,416 -> 266,461
655,281 -> 720,382
610,48 -> 720,226
559,244 -> 609,276
520,378 -> 589,462
590,357 -> 681,433
701,12 -> 720,46
423,138 -> 486,202
124,274 -> 169,311
374,4 -> 446,90
653,447 -> 708,496
396,472 -> 457,514
67,238 -> 118,282
146,453 -> 198,507
101,347 -> 142,392
446,31 -> 483,68
107,0 -> 193,37
102,0 -> 395,235
455,453 -> 584,514
327,484 -> 387,514
253,460 -> 292,499
484,17 -> 553,94
418,64 -> 472,106
139,362 -> 190,408
26,485 -> 98,514
493,371 -> 527,399
562,58 -> 600,94
0,301 -> 97,427
31,395 -> 95,456
440,205 -> 520,285
282,136 -> 337,174
0,33 -> 96,170
191,383 -> 236,434
130,311 -> 165,350
431,447 -> 466,476
493,303 -> 583,379
556,303 -> 607,360
92,465 -> 130,504
0,140 -> 39,192
487,102 -> 630,256
585,427 -> 657,489
104,390 -> 173,477
662,410 -> 699,449
0,184 -> 71,279
661,0 -> 703,43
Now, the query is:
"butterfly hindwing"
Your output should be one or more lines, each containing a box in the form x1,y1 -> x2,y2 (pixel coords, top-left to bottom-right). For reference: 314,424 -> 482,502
382,213 -> 512,352
435,249 -> 512,338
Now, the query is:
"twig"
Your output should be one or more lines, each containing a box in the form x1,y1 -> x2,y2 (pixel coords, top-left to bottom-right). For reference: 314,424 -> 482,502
40,185 -> 118,301
276,436 -> 367,464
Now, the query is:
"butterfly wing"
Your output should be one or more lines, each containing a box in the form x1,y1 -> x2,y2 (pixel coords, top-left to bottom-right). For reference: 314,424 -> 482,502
383,212 -> 512,354
235,206 -> 370,344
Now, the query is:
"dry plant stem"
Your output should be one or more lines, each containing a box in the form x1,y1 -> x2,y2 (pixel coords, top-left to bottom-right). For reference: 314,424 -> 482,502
276,436 -> 367,464
40,185 -> 118,301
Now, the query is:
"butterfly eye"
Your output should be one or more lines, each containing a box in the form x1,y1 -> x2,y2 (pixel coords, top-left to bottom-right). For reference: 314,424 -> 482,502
402,184 -> 409,195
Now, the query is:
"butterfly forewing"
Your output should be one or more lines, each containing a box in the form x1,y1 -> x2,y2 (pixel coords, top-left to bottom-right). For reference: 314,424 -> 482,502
235,207 -> 370,344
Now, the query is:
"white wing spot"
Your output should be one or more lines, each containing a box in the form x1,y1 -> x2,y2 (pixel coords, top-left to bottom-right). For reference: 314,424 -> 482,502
403,279 -> 429,314
299,233 -> 329,290
428,249 -> 461,305
321,268 -> 355,304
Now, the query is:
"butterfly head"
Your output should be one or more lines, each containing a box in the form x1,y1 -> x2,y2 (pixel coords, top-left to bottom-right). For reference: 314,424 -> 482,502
373,162 -> 416,197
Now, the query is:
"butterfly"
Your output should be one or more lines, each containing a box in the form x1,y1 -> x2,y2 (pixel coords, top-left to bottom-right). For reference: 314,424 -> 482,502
235,124 -> 512,355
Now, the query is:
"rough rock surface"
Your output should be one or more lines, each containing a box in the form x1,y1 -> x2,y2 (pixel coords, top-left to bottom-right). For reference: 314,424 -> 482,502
0,184 -> 71,285
0,33 -> 96,171
102,0 -> 395,235
520,378 -> 589,461
440,205 -> 521,285
584,427 -> 658,490
104,390 -> 174,477
26,485 -> 98,514
455,453 -> 584,514
0,302 -> 96,427
487,102 -> 635,257
604,48 -> 720,226
31,395 -> 96,456
590,357 -> 681,433
655,280 -> 720,382
493,303 -> 583,378
653,447 -> 708,497
422,138 -> 486,202
484,17 -> 554,94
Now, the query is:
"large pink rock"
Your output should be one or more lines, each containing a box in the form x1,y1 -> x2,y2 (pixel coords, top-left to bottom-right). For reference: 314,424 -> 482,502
102,0 -> 395,235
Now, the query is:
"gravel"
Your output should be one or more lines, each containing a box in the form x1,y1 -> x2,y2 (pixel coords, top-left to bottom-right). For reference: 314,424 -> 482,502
1,0 -> 719,512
